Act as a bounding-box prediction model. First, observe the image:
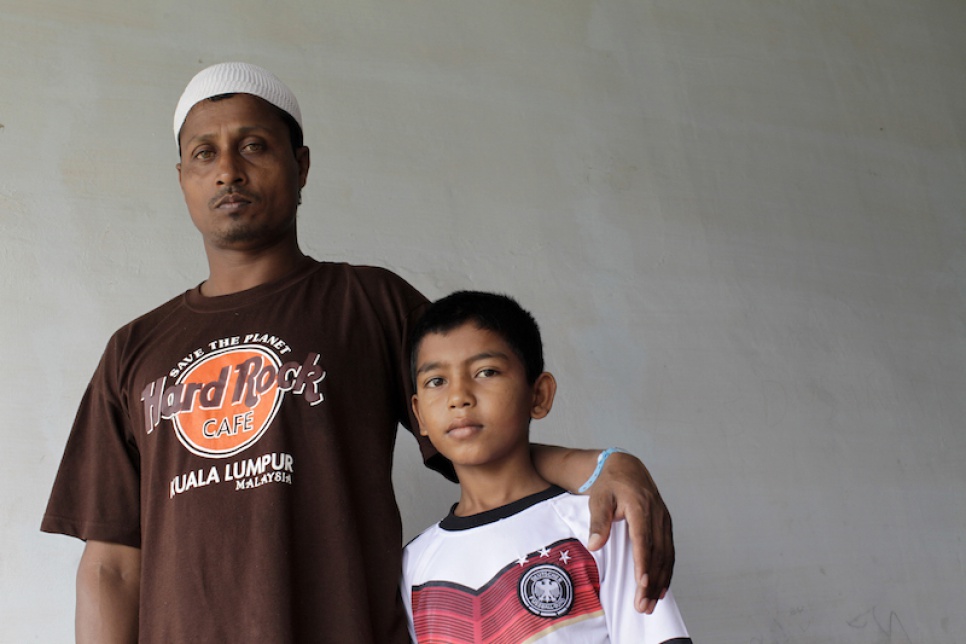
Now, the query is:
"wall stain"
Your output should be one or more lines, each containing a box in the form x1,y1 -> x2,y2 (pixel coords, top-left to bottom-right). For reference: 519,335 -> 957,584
848,607 -> 912,643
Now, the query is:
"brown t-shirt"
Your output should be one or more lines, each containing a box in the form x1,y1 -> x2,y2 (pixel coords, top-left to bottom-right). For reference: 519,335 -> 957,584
42,258 -> 451,643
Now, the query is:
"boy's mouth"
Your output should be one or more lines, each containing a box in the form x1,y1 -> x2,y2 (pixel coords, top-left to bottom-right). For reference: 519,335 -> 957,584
446,419 -> 482,438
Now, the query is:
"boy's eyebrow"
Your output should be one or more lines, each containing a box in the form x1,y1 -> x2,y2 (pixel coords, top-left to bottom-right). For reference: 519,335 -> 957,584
414,351 -> 511,376
414,361 -> 442,376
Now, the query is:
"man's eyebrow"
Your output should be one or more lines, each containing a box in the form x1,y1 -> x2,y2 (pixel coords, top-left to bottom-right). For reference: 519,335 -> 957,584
415,351 -> 510,376
185,125 -> 272,145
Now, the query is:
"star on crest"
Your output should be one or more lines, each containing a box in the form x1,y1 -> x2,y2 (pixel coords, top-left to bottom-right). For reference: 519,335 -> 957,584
539,546 -> 551,558
517,555 -> 529,567
559,550 -> 572,564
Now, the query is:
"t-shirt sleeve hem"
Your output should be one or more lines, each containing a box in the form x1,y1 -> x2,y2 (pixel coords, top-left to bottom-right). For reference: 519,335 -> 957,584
40,514 -> 141,549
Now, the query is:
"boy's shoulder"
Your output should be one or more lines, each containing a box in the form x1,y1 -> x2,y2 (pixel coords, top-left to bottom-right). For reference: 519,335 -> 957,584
404,522 -> 439,552
404,488 -> 593,557
403,517 -> 443,556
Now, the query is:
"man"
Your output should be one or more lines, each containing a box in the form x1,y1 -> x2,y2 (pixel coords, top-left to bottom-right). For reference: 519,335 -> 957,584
42,62 -> 674,643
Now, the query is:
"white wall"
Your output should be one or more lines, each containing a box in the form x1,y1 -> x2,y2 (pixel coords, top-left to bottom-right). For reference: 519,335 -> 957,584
2,1 -> 964,642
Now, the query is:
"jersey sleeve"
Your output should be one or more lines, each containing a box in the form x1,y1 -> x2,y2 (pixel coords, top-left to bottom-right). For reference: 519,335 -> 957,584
400,533 -> 428,643
597,519 -> 692,643
552,495 -> 691,643
41,335 -> 142,547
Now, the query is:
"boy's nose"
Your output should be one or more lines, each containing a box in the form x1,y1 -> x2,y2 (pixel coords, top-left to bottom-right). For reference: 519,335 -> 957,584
448,379 -> 474,408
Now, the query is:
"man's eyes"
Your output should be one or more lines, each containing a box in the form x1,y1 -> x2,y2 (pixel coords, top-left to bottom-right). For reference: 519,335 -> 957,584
191,142 -> 265,160
424,377 -> 445,388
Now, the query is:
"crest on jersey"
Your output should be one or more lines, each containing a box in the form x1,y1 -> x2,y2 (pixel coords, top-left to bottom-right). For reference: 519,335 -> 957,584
518,564 -> 574,618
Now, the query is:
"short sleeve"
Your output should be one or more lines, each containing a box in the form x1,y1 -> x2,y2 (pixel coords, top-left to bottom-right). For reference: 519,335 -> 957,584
41,336 -> 142,547
355,267 -> 456,482
598,520 -> 691,643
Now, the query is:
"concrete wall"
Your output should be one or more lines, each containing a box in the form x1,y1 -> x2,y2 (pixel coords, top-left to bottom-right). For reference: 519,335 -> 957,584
2,1 -> 964,642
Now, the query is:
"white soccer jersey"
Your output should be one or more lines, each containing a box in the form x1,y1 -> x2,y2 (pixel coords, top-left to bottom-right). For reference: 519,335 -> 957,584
402,486 -> 692,643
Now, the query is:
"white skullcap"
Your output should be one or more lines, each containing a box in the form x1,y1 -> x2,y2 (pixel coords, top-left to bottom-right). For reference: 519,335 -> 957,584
173,62 -> 303,144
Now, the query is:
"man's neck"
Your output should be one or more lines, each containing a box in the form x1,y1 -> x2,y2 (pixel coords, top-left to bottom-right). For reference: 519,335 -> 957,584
200,239 -> 306,297
452,452 -> 551,517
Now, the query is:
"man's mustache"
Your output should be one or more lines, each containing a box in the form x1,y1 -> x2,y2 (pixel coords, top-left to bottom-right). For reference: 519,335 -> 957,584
209,188 -> 257,209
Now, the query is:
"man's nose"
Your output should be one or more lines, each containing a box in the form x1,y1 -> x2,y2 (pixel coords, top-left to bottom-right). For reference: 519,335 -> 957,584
216,151 -> 246,185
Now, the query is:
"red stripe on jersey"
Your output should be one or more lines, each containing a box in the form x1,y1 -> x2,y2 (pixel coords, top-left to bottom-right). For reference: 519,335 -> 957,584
410,538 -> 603,643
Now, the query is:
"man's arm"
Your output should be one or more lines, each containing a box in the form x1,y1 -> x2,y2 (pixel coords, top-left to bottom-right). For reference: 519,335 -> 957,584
76,540 -> 140,644
531,444 -> 674,615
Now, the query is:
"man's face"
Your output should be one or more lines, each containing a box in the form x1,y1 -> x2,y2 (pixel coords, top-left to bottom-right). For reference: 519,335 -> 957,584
177,94 -> 310,252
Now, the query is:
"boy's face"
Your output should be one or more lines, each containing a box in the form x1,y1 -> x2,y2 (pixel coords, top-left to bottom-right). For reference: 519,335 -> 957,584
412,323 -> 554,468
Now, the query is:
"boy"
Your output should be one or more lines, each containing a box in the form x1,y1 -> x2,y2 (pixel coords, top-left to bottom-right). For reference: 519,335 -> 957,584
402,291 -> 692,643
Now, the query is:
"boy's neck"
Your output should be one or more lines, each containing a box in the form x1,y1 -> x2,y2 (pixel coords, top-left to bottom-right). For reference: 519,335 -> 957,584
452,451 -> 551,517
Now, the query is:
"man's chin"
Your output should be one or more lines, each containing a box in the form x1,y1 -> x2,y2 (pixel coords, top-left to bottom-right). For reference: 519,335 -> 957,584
222,229 -> 261,244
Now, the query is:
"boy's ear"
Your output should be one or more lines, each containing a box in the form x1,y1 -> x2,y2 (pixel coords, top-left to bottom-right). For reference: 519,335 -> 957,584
530,372 -> 557,420
411,395 -> 428,436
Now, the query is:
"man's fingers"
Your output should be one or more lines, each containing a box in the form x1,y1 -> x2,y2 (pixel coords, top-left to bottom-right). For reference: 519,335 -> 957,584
587,489 -> 616,551
624,502 -> 652,612
648,506 -> 663,598
644,506 -> 674,599
625,485 -> 673,608
635,574 -> 658,614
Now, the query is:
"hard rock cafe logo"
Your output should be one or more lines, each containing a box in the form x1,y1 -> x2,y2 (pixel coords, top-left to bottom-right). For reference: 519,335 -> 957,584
518,564 -> 574,618
140,345 -> 325,458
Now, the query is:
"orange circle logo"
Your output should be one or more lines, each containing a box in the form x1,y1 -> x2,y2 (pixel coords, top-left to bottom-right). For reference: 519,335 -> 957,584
171,346 -> 283,458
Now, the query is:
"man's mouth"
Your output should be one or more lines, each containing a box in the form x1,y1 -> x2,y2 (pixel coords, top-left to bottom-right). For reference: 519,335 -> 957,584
212,192 -> 254,210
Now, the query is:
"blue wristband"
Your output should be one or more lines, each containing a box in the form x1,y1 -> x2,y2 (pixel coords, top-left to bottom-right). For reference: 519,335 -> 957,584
577,447 -> 631,493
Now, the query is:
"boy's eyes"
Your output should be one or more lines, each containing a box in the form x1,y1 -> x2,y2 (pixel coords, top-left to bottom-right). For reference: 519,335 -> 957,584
420,367 -> 502,389
423,376 -> 445,389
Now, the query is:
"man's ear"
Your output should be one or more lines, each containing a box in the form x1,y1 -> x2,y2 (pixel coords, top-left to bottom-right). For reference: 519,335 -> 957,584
530,372 -> 557,420
412,394 -> 428,436
176,162 -> 182,184
296,146 -> 310,188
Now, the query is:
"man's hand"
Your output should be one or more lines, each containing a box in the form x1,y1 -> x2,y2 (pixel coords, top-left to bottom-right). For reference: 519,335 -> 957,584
586,451 -> 674,615
530,445 -> 675,614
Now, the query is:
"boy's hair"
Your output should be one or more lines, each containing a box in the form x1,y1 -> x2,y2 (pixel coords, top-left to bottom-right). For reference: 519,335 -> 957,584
411,291 -> 544,385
